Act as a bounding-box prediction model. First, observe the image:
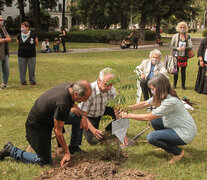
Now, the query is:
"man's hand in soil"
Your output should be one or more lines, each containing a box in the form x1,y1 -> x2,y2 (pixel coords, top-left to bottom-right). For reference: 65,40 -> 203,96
93,129 -> 104,140
60,153 -> 70,168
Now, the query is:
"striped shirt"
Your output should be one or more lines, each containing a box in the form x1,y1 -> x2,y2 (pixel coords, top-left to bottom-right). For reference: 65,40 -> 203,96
78,80 -> 116,117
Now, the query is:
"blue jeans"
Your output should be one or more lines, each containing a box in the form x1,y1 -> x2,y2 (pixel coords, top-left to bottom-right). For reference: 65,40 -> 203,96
147,118 -> 186,155
10,146 -> 45,165
0,55 -> 9,84
65,111 -> 83,147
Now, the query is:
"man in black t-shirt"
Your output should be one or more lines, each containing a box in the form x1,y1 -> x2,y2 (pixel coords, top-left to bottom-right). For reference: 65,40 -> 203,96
0,80 -> 92,167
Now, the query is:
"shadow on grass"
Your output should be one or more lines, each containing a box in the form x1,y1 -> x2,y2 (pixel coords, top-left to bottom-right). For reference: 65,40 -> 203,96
0,107 -> 28,117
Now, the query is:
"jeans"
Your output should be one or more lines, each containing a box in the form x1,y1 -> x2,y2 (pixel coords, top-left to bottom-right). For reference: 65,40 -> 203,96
10,146 -> 46,165
65,111 -> 83,147
147,118 -> 186,155
18,56 -> 36,85
0,55 -> 9,84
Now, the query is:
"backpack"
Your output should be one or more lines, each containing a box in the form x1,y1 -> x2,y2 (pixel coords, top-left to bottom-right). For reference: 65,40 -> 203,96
165,55 -> 177,74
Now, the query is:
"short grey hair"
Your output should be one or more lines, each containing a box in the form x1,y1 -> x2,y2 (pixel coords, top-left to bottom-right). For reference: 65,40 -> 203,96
72,82 -> 87,97
99,67 -> 114,81
176,22 -> 188,32
149,49 -> 162,59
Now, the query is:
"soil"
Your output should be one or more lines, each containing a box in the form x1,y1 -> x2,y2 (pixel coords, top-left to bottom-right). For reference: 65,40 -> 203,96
36,146 -> 155,180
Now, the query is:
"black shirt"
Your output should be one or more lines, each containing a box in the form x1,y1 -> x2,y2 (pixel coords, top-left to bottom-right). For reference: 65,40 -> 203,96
27,82 -> 74,128
17,32 -> 37,58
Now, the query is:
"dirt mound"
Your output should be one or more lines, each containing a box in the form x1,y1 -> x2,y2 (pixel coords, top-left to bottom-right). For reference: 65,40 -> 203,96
37,150 -> 154,180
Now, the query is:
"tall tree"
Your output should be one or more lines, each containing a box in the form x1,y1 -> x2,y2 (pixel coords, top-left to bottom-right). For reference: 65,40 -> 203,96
62,0 -> 65,28
16,0 -> 26,23
29,0 -> 57,31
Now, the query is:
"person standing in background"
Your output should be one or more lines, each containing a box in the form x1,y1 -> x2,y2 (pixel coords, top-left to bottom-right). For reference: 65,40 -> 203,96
128,26 -> 139,49
194,36 -> 207,94
171,22 -> 193,90
59,27 -> 66,53
17,21 -> 38,86
0,15 -> 11,89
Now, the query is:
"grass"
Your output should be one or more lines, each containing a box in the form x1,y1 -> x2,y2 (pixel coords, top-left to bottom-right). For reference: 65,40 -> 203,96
0,48 -> 207,180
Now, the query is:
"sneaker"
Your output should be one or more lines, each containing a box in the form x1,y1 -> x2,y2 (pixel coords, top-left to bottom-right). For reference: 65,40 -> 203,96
0,142 -> 13,160
1,83 -> 10,88
68,146 -> 87,154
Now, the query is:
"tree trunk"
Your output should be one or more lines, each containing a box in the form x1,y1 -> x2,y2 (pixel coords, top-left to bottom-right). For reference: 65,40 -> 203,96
155,15 -> 161,40
18,0 -> 25,23
120,11 -> 128,29
62,0 -> 65,28
139,12 -> 146,41
31,0 -> 41,31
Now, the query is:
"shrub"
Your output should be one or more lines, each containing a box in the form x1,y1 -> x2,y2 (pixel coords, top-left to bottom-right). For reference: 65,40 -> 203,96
188,28 -> 198,33
202,29 -> 207,37
35,29 -> 156,43
167,27 -> 177,34
144,30 -> 156,41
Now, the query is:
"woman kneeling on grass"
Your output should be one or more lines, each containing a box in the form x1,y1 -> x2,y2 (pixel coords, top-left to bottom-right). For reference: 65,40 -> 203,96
120,73 -> 197,164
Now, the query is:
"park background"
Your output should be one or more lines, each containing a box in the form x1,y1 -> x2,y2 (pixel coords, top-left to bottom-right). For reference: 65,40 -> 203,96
0,0 -> 207,179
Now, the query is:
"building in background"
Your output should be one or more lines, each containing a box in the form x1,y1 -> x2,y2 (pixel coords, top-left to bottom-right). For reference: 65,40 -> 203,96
1,0 -> 72,31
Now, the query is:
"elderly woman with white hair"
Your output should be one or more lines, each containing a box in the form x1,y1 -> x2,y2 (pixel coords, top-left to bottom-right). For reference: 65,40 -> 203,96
171,22 -> 193,90
135,49 -> 167,101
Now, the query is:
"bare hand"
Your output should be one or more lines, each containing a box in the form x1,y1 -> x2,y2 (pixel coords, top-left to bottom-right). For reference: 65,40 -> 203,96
80,116 -> 88,130
141,74 -> 146,79
93,129 -> 104,140
120,112 -> 128,119
200,60 -> 204,67
60,153 -> 70,168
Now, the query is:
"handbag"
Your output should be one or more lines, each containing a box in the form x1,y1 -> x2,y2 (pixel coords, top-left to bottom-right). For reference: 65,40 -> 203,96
165,55 -> 177,74
187,49 -> 195,59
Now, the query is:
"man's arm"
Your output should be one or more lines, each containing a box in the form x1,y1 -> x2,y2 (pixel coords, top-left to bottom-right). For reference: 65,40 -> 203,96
0,35 -> 11,44
53,119 -> 70,167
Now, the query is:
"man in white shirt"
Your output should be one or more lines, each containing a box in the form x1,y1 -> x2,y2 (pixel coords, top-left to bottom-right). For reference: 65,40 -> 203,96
62,68 -> 119,154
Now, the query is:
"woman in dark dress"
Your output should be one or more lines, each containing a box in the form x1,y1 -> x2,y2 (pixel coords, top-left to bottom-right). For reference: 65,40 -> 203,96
194,37 -> 207,94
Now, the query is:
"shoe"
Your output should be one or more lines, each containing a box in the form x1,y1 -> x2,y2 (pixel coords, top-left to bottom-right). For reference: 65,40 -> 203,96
167,150 -> 185,164
182,86 -> 186,90
1,83 -> 10,88
0,142 -> 13,160
21,83 -> 27,86
68,146 -> 87,154
31,83 -> 36,86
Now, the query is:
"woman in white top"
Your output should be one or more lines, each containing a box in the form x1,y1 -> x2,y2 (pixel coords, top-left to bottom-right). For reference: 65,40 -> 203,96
135,49 -> 167,101
171,22 -> 193,90
120,73 -> 197,164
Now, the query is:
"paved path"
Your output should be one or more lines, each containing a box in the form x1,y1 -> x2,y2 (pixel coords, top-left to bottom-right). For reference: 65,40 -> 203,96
11,37 -> 203,55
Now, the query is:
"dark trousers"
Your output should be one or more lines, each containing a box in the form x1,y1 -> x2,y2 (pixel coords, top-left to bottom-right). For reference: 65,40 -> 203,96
61,38 -> 66,52
133,38 -> 138,49
83,106 -> 116,143
140,78 -> 152,101
58,107 -> 115,147
173,66 -> 186,88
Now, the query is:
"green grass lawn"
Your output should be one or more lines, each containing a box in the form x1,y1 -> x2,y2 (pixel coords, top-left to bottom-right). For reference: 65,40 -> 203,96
0,49 -> 207,179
